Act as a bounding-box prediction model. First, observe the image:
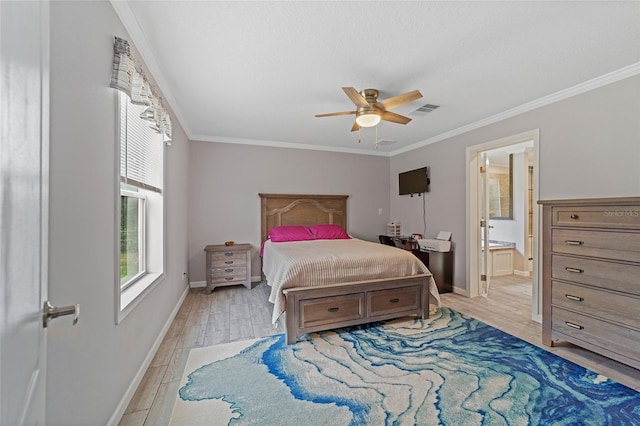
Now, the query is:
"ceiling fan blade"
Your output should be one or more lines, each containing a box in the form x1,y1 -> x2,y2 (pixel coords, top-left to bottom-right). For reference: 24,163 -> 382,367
315,111 -> 356,118
375,90 -> 423,111
351,121 -> 360,132
381,110 -> 412,124
342,87 -> 369,108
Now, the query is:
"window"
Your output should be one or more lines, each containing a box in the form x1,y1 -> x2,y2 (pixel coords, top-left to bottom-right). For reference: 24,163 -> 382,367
117,92 -> 165,320
120,188 -> 145,289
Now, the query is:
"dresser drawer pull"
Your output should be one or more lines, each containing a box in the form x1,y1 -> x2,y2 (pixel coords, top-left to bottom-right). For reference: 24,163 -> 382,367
225,252 -> 233,256
225,277 -> 234,281
225,268 -> 234,272
570,214 -> 579,220
225,261 -> 234,265
389,298 -> 400,303
565,294 -> 584,302
565,267 -> 584,273
565,321 -> 584,330
327,307 -> 339,313
564,240 -> 584,246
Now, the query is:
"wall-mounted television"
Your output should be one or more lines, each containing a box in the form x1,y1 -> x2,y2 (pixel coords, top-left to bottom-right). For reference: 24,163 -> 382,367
399,166 -> 430,195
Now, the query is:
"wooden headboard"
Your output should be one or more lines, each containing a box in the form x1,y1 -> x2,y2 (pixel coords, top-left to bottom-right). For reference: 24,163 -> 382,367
259,193 -> 349,246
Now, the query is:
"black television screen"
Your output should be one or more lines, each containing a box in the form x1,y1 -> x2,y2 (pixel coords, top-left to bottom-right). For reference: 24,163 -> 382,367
399,166 -> 430,195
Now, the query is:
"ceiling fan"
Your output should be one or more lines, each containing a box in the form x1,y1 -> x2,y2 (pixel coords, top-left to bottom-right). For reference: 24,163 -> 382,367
315,87 -> 423,131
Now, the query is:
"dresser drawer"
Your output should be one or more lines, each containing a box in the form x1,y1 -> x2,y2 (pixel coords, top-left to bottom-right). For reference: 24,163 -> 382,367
552,229 -> 640,263
552,281 -> 640,330
367,285 -> 420,317
210,251 -> 248,266
299,294 -> 364,328
552,205 -> 640,229
552,307 -> 640,362
551,254 -> 640,296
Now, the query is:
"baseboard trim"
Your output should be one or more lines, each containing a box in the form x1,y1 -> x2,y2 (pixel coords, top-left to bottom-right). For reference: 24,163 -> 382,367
452,286 -> 470,297
190,276 -> 263,289
513,269 -> 531,277
107,285 -> 189,426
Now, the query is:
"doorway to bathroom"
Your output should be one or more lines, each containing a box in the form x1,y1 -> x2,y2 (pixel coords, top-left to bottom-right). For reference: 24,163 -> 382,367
466,129 -> 541,323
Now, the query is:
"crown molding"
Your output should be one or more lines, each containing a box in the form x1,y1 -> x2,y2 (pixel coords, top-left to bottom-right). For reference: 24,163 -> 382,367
190,134 -> 391,157
390,62 -> 640,156
110,0 -> 193,138
106,4 -> 639,157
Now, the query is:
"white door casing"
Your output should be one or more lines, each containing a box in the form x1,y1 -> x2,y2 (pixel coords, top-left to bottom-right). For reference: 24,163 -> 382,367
0,1 -> 49,424
466,129 -> 541,322
479,151 -> 490,296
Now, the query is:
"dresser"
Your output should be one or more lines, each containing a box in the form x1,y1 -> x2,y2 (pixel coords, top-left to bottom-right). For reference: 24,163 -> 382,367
539,197 -> 640,370
204,244 -> 252,294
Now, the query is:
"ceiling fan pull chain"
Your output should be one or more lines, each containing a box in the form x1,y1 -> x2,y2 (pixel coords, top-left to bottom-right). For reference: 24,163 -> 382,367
375,125 -> 378,149
358,128 -> 361,144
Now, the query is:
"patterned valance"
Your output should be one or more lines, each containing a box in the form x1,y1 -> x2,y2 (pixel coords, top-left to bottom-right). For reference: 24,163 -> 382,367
110,36 -> 172,140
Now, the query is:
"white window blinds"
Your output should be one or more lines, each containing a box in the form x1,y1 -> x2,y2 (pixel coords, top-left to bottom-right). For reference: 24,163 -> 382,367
120,94 -> 163,192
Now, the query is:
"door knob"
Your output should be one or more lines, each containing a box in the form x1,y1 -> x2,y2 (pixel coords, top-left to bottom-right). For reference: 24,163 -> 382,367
43,300 -> 79,328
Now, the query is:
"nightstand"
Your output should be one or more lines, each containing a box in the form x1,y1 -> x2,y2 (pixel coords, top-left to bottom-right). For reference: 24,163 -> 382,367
204,243 -> 252,294
411,249 -> 453,294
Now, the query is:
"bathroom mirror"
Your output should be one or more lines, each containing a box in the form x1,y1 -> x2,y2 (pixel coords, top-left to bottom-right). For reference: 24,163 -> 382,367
488,154 -> 513,219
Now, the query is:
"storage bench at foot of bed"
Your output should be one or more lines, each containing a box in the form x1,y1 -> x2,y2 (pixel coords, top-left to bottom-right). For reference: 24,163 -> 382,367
282,274 -> 431,344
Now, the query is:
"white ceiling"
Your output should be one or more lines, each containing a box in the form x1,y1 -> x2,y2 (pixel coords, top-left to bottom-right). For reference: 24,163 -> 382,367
116,1 -> 640,156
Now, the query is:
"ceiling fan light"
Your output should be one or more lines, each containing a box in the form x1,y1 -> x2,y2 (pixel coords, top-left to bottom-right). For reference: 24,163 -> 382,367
356,112 -> 381,128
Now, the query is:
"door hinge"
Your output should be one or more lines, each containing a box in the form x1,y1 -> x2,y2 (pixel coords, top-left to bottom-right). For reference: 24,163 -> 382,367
480,166 -> 486,173
480,219 -> 486,228
480,274 -> 487,282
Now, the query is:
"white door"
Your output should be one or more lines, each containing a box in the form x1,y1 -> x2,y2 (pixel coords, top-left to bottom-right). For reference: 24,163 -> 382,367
1,2 -> 49,424
479,152 -> 491,296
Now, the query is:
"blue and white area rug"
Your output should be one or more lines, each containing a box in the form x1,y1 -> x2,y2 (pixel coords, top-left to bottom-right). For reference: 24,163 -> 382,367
171,308 -> 640,425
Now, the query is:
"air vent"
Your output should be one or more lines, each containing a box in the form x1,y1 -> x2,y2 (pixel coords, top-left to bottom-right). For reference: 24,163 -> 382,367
410,104 -> 440,116
375,139 -> 398,146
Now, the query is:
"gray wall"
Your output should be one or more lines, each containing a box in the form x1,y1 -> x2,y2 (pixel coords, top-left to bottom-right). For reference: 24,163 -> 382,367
188,142 -> 390,283
48,2 -> 189,424
391,74 -> 640,291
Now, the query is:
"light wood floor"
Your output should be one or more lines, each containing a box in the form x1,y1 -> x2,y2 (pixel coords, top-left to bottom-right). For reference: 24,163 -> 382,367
119,276 -> 640,425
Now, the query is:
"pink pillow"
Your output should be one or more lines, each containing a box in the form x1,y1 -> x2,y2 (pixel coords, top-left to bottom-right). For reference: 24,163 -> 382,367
309,224 -> 350,240
268,226 -> 315,242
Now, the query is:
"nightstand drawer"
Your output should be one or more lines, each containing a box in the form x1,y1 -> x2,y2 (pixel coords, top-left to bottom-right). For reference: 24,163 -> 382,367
551,254 -> 640,296
211,266 -> 247,280
552,229 -> 640,263
211,251 -> 248,266
552,281 -> 640,330
299,294 -> 364,328
368,285 -> 420,317
552,205 -> 640,229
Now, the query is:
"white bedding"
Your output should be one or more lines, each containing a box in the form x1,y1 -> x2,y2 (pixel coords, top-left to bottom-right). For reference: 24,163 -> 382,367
262,238 -> 441,323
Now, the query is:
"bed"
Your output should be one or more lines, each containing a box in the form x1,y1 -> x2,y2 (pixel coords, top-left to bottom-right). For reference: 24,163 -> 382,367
259,193 -> 440,344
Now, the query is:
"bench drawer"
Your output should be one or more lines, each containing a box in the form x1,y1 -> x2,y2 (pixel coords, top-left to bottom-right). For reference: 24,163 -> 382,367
368,285 -> 421,317
299,293 -> 365,329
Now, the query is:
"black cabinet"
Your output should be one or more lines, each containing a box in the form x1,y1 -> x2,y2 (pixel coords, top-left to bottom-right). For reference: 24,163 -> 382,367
411,249 -> 453,294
